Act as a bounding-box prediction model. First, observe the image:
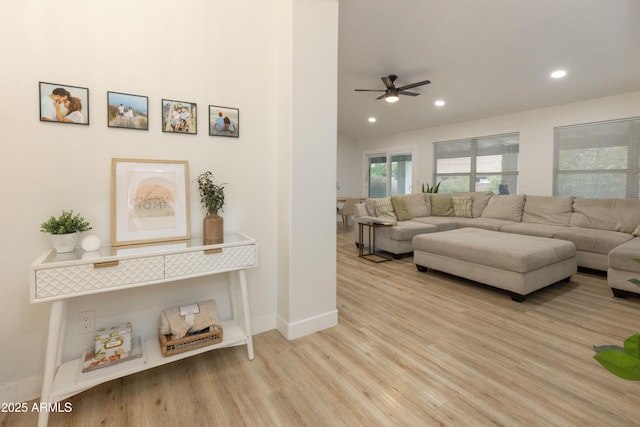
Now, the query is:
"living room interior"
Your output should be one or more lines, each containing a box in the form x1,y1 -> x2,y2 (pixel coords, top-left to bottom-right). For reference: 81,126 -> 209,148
3,0 -> 640,425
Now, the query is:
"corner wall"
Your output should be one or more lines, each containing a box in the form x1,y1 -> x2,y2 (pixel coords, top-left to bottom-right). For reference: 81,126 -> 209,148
0,0 -> 337,402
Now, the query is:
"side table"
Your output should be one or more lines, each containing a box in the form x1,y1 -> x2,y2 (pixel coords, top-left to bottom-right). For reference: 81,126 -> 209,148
358,221 -> 393,263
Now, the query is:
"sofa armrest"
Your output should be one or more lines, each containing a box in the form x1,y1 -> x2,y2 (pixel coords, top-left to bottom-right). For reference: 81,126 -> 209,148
355,215 -> 398,226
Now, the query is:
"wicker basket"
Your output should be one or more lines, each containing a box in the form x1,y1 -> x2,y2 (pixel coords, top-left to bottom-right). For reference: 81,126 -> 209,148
159,326 -> 223,357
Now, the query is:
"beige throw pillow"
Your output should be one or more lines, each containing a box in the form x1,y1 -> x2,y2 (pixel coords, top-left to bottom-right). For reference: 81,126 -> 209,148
634,224 -> 640,236
390,196 -> 412,221
452,196 -> 472,218
372,197 -> 397,221
430,195 -> 454,217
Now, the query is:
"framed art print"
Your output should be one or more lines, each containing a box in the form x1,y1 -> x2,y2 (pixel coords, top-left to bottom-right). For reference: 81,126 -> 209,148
209,105 -> 239,138
107,91 -> 149,130
111,158 -> 190,246
162,99 -> 197,134
39,82 -> 89,125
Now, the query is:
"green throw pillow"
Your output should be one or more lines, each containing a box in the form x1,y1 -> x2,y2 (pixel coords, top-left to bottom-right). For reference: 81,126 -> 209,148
430,195 -> 454,216
391,196 -> 412,221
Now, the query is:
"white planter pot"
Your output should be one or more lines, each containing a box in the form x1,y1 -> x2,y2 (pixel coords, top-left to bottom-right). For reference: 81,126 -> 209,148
51,233 -> 78,253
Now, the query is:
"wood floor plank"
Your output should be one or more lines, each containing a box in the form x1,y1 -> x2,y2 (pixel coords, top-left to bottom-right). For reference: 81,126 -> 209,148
3,228 -> 640,426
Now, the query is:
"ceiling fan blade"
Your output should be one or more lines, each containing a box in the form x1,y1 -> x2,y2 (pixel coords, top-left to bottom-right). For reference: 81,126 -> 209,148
355,89 -> 386,92
396,79 -> 431,91
375,94 -> 386,100
381,75 -> 396,89
398,91 -> 420,97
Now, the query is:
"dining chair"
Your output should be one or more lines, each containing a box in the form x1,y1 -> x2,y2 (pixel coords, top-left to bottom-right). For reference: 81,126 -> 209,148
338,198 -> 359,232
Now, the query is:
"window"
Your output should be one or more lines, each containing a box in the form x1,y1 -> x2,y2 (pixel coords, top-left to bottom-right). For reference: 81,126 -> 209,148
554,118 -> 640,198
434,133 -> 519,194
366,152 -> 413,198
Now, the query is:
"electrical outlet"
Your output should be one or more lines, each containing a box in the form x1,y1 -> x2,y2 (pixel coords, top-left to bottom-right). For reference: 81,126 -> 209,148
78,310 -> 95,334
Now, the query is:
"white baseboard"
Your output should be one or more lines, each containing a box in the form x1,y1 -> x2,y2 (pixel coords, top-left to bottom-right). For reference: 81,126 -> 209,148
1,374 -> 42,404
276,309 -> 338,340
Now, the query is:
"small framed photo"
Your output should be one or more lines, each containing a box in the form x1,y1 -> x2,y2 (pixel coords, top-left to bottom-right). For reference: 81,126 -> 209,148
209,105 -> 239,138
107,91 -> 149,130
39,82 -> 89,125
111,158 -> 191,246
162,99 -> 197,134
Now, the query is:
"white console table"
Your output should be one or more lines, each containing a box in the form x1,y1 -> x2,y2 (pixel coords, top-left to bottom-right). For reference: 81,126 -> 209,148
30,233 -> 257,427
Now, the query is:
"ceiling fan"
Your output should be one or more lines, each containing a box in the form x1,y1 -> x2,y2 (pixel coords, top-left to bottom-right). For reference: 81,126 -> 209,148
355,74 -> 431,103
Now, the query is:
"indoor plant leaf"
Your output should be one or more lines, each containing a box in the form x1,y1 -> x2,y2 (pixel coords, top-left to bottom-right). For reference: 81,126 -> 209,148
624,333 -> 640,358
593,349 -> 640,381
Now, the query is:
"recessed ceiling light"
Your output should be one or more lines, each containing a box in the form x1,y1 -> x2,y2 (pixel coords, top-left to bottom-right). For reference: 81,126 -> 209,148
550,70 -> 567,79
368,117 -> 376,123
435,100 -> 445,107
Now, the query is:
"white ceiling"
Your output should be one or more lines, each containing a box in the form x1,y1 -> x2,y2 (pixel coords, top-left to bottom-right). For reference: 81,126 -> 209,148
337,0 -> 640,141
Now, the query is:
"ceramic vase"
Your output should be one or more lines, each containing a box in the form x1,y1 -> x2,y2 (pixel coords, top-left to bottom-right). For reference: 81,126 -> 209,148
203,213 -> 224,245
52,233 -> 78,253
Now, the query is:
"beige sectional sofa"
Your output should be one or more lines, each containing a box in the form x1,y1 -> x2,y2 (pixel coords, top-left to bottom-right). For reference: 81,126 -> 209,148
354,192 -> 640,298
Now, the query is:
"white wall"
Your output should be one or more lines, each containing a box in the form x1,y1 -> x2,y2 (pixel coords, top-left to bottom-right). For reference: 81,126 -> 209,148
341,91 -> 640,196
0,0 -> 337,402
337,134 -> 363,197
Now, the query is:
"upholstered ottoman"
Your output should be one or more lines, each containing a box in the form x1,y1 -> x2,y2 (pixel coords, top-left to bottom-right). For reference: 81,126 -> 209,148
413,228 -> 577,301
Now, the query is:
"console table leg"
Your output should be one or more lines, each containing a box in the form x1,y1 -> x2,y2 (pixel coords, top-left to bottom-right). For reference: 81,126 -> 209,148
238,269 -> 254,360
38,299 -> 67,427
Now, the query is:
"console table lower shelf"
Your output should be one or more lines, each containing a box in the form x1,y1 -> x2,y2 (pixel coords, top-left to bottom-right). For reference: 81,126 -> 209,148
30,233 -> 257,427
53,320 -> 248,402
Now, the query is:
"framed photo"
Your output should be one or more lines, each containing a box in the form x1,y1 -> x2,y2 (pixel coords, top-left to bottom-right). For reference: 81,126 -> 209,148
107,91 -> 148,130
111,158 -> 190,246
39,81 -> 89,125
162,99 -> 196,134
209,105 -> 239,138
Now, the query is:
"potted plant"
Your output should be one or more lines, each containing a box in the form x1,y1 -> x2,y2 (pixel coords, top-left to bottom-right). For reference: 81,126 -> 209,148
40,210 -> 92,253
195,171 -> 226,244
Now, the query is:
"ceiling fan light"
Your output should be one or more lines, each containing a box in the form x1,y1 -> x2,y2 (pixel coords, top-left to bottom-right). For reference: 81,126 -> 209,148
385,95 -> 399,103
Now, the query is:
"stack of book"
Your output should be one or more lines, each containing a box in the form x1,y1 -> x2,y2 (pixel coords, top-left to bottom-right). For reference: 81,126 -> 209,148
76,336 -> 145,384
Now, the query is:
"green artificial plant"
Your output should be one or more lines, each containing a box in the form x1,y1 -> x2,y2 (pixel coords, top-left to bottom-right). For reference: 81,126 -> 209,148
40,210 -> 92,234
422,182 -> 441,193
195,171 -> 226,215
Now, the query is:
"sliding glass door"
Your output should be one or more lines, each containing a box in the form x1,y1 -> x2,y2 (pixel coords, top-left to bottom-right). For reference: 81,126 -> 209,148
367,152 -> 413,198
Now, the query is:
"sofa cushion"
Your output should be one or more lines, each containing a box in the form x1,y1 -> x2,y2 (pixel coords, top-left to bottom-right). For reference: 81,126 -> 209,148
412,216 -> 459,231
609,238 -> 640,272
370,197 -> 397,221
405,193 -> 430,217
388,221 -> 438,240
390,196 -> 412,221
452,191 -> 494,218
430,194 -> 454,216
522,195 -> 573,225
500,222 -> 573,238
481,194 -> 525,222
455,217 -> 517,231
570,198 -> 640,234
452,196 -> 472,218
552,226 -> 634,254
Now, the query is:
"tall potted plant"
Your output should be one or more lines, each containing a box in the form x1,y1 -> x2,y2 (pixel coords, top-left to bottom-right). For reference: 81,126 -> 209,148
40,210 -> 92,253
195,171 -> 226,245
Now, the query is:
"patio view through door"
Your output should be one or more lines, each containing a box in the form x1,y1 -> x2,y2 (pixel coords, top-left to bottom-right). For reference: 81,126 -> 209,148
367,152 -> 413,198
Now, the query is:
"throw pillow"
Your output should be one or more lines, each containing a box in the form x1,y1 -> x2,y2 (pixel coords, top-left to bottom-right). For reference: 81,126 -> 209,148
390,196 -> 412,221
430,194 -> 454,217
404,193 -> 430,217
634,224 -> 640,236
452,196 -> 472,218
372,197 -> 397,221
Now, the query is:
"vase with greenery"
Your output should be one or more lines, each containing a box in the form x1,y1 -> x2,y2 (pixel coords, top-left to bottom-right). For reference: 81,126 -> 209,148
195,171 -> 226,245
40,210 -> 92,253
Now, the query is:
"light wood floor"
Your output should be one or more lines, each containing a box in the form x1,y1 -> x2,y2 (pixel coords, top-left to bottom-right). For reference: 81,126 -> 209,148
5,227 -> 640,426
